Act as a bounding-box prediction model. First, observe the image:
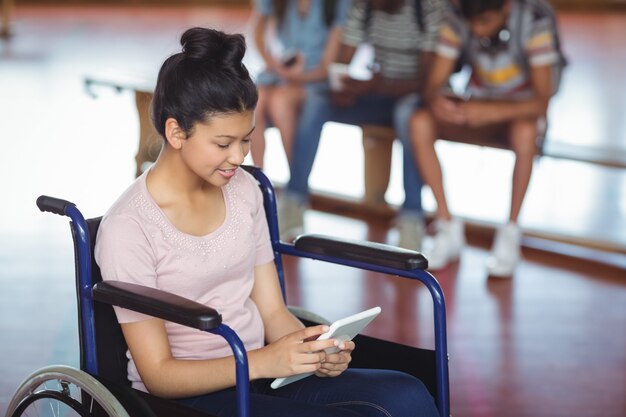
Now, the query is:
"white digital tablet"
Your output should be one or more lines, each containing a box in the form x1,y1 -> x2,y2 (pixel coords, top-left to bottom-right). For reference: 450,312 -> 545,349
271,306 -> 382,389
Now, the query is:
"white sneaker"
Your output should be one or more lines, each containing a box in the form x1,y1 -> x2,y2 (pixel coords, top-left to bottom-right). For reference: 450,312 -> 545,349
486,222 -> 522,277
277,195 -> 306,242
427,218 -> 465,270
396,215 -> 425,252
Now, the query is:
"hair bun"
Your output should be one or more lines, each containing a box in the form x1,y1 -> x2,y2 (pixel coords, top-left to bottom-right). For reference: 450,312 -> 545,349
180,27 -> 246,68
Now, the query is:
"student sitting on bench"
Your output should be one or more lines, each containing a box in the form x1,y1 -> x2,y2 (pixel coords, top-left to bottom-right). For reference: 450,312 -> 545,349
278,0 -> 447,251
409,0 -> 565,276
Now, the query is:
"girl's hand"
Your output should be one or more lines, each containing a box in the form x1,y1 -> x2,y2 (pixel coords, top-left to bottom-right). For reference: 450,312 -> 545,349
276,53 -> 305,83
329,74 -> 380,107
431,95 -> 467,125
252,325 -> 341,379
341,72 -> 382,96
459,101 -> 503,127
315,340 -> 355,378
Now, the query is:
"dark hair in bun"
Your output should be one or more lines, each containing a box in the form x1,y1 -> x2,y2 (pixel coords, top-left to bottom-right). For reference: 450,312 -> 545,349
151,27 -> 258,138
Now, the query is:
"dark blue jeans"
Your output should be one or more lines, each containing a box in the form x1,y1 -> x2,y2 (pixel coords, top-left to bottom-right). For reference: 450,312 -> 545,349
177,369 -> 439,417
286,86 -> 424,217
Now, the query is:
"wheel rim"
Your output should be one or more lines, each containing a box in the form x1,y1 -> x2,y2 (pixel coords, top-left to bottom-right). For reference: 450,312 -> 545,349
6,365 -> 130,417
12,389 -> 89,416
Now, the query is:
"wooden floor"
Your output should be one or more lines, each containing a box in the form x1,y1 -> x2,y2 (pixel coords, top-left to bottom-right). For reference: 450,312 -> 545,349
0,4 -> 625,417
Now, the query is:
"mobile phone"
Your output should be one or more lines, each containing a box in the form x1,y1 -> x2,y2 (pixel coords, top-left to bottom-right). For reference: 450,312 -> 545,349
281,49 -> 299,67
441,87 -> 470,102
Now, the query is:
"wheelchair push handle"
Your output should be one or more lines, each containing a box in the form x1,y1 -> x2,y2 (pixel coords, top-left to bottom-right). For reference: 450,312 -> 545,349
36,195 -> 76,216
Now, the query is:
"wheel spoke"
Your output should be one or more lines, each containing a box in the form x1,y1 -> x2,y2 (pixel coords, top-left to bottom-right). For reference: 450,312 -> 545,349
7,366 -> 130,417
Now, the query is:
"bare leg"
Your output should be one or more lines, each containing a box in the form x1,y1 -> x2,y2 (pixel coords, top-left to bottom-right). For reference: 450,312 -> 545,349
250,86 -> 272,169
508,118 -> 538,223
1,0 -> 14,38
410,110 -> 451,220
267,84 -> 306,165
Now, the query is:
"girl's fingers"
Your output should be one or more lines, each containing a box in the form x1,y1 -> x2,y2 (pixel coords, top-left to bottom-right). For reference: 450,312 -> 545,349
339,340 -> 355,352
297,350 -> 326,365
296,325 -> 329,341
305,338 -> 340,353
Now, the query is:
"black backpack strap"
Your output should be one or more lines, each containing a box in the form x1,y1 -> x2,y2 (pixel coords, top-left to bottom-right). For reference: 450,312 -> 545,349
515,0 -> 567,94
323,0 -> 336,27
414,0 -> 424,31
518,0 -> 567,67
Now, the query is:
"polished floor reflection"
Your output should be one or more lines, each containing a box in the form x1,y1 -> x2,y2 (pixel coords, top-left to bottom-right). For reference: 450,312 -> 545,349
0,5 -> 625,417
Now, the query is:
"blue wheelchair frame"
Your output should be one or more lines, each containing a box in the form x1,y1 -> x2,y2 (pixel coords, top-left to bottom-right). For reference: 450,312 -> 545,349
252,167 -> 450,417
35,166 -> 450,417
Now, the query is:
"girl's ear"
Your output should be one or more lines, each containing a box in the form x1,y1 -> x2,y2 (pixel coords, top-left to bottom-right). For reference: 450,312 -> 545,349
164,118 -> 186,149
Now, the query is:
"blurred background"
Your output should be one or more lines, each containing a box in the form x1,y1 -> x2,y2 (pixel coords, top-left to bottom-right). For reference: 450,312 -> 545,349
0,1 -> 625,416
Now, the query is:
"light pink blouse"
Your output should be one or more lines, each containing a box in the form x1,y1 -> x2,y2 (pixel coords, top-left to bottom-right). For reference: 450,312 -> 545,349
95,168 -> 274,392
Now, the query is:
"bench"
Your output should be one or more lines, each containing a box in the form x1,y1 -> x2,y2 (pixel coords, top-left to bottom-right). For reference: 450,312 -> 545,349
360,122 -> 546,209
361,121 -> 626,210
84,72 -> 626,212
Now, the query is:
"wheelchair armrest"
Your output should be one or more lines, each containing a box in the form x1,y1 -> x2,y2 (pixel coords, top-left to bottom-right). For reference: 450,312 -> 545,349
293,234 -> 428,270
92,281 -> 222,331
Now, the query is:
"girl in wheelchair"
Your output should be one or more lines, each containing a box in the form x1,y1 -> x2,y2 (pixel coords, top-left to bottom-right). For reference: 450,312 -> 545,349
94,26 -> 439,417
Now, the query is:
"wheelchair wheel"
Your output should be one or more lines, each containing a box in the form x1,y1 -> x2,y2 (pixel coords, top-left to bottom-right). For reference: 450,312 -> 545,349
5,365 -> 130,417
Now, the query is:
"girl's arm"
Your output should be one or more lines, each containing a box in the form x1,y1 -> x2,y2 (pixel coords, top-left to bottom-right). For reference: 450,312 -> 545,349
286,26 -> 346,84
421,53 -> 469,125
252,11 -> 281,73
249,261 -> 305,342
122,261 -> 338,399
121,318 -> 239,398
423,53 -> 458,105
460,64 -> 553,127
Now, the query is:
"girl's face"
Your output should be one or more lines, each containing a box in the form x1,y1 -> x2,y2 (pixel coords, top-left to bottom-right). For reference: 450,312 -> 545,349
468,6 -> 510,39
179,110 -> 255,188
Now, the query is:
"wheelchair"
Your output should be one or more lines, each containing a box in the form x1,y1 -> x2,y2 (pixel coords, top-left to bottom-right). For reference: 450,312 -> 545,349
5,166 -> 450,417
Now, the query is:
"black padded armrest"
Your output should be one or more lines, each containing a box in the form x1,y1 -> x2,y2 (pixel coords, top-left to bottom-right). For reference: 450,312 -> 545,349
294,234 -> 428,271
92,281 -> 221,331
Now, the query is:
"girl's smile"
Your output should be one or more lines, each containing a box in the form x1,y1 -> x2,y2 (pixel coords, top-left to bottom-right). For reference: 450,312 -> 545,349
217,167 -> 238,179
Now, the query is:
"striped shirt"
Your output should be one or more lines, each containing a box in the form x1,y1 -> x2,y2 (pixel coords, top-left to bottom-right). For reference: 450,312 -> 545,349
343,0 -> 445,80
437,0 -> 561,98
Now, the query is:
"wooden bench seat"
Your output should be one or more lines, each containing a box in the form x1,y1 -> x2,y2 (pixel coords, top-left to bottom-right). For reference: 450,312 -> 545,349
360,121 -> 626,211
360,122 -> 546,209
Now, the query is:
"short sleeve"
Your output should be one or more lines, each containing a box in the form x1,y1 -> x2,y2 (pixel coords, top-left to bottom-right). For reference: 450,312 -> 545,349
249,177 -> 274,267
254,0 -> 273,17
95,213 -> 158,323
525,17 -> 560,67
435,14 -> 463,60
